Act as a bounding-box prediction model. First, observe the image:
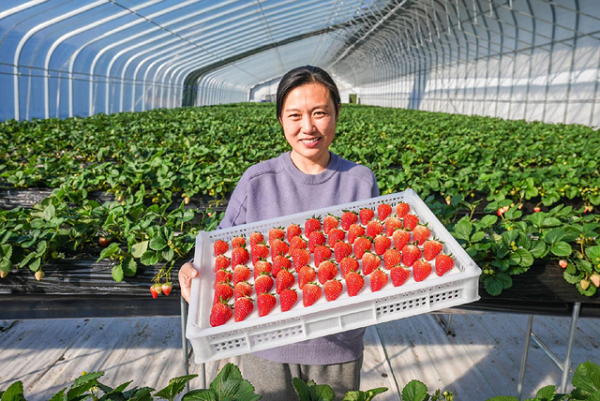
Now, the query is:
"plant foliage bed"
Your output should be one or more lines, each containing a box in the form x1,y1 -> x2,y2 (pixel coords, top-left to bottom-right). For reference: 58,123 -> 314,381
0,104 -> 599,299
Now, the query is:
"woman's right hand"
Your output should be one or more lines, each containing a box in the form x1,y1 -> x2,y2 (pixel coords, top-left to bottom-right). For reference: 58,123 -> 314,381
178,262 -> 199,303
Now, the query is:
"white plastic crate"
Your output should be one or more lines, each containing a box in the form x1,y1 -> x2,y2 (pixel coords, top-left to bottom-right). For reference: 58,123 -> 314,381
186,189 -> 481,363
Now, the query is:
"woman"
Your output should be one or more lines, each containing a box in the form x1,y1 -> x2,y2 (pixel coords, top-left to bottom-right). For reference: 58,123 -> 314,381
179,66 -> 379,399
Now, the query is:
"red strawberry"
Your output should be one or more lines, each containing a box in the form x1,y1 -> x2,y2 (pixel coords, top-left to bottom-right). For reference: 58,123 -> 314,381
341,210 -> 358,230
402,245 -> 422,267
334,241 -> 353,262
374,235 -> 391,255
268,227 -> 285,245
272,255 -> 291,278
298,265 -> 316,289
287,224 -> 302,241
396,202 -> 410,218
347,224 -> 365,244
366,221 -> 384,238
302,282 -> 322,306
377,203 -> 392,221
255,273 -> 274,294
234,281 -> 253,300
314,245 -> 333,267
305,216 -> 322,237
370,269 -> 388,292
233,264 -> 251,285
215,269 -> 233,285
214,255 -> 231,272
249,232 -> 264,248
385,216 -> 403,236
210,301 -> 233,327
214,240 -> 229,256
232,236 -> 246,248
231,247 -> 249,267
345,271 -> 364,297
271,239 -> 289,259
289,236 -> 308,250
423,240 -> 443,261
257,293 -> 277,317
291,248 -> 310,270
276,269 -> 295,294
308,231 -> 326,253
353,236 -> 372,259
403,214 -> 420,231
323,214 -> 339,235
361,252 -> 381,275
359,208 -> 375,225
412,224 -> 431,246
383,248 -> 402,270
390,266 -> 410,287
150,285 -> 159,299
214,282 -> 234,303
392,229 -> 411,251
413,259 -> 432,282
340,256 -> 359,278
234,296 -> 254,322
251,242 -> 269,266
328,228 -> 346,247
280,288 -> 298,312
317,261 -> 338,284
254,260 -> 272,279
324,279 -> 343,302
435,254 -> 455,276
161,282 -> 173,296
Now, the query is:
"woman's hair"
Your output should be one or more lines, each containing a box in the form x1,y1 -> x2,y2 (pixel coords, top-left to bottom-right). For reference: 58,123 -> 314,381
276,66 -> 341,120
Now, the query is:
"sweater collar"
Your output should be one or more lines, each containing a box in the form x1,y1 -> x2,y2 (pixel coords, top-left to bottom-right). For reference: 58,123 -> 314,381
280,151 -> 340,185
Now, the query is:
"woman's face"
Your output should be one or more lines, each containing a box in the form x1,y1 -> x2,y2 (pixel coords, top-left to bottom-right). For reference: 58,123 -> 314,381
279,83 -> 339,166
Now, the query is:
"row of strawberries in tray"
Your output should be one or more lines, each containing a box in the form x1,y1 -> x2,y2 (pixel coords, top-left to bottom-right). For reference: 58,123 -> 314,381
209,201 -> 457,327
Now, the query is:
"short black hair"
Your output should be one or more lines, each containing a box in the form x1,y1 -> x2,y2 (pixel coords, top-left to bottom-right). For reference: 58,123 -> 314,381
276,66 -> 341,120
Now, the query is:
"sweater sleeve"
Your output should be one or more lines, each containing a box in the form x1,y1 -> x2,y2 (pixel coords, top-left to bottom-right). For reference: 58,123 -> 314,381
216,171 -> 250,230
371,171 -> 380,198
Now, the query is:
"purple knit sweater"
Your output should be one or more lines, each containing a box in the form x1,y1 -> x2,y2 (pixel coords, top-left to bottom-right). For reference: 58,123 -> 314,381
217,151 -> 379,365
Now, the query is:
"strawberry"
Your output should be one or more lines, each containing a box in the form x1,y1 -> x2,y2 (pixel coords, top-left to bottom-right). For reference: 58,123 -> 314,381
215,268 -> 233,285
559,259 -> 568,269
392,229 -> 411,252
353,236 -> 372,259
308,231 -> 326,253
150,284 -> 159,299
377,203 -> 392,221
412,224 -> 431,246
423,240 -> 443,261
334,241 -> 353,262
99,237 -> 110,248
232,236 -> 246,248
214,239 -> 229,256
324,279 -> 343,302
214,255 -> 231,272
361,252 -> 381,275
370,269 -> 388,292
323,214 -> 339,235
271,239 -> 289,259
345,271 -> 364,297
268,227 -> 285,245
347,224 -> 365,244
383,248 -> 402,270
231,247 -> 249,267
328,228 -> 346,247
280,288 -> 298,312
210,301 -> 233,326
366,221 -> 384,238
413,259 -> 432,282
317,261 -> 338,284
314,245 -> 333,267
298,265 -> 316,289
341,210 -> 358,230
214,282 -> 234,303
234,281 -> 253,300
305,216 -> 322,237
533,207 -> 541,213
302,282 -> 322,306
257,293 -> 277,317
272,255 -> 291,278
287,224 -> 302,241
249,232 -> 264,248
255,273 -> 274,294
435,254 -> 455,276
374,235 -> 391,255
340,256 -> 359,278
276,269 -> 295,294
161,282 -> 173,296
254,260 -> 272,279
290,236 -> 308,250
390,266 -> 410,287
359,208 -> 375,225
395,202 -> 410,218
291,248 -> 310,270
402,244 -> 422,267
384,216 -> 403,236
251,242 -> 269,265
403,214 -> 420,231
234,296 -> 254,322
35,270 -> 45,281
233,264 -> 251,285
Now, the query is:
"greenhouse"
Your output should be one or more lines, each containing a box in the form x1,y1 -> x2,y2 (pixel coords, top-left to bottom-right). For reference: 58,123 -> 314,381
1,0 -> 599,400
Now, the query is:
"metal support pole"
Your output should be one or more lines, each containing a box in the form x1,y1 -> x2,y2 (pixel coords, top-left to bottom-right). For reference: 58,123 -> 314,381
561,302 -> 581,392
180,295 -> 190,392
517,315 -> 534,400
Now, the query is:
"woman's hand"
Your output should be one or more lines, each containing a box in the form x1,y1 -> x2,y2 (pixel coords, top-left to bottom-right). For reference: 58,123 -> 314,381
178,262 -> 199,303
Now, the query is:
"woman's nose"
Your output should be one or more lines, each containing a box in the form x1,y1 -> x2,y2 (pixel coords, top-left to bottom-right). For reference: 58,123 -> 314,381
301,115 -> 315,133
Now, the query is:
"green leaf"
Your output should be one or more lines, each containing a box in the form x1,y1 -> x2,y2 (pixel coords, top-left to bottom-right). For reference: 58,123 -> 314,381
496,272 -> 513,289
218,379 -> 261,401
210,364 -> 242,395
577,282 -> 597,297
150,237 -> 168,251
542,191 -> 560,206
129,387 -> 155,401
36,240 -> 48,254
572,361 -> 600,394
97,242 -> 120,262
293,377 -> 311,401
162,247 -> 174,262
564,270 -> 584,284
542,217 -> 561,227
1,257 -> 12,273
140,251 -> 160,266
480,215 -> 498,228
453,218 -> 472,241
112,264 -> 124,282
43,204 -> 56,221
154,375 -> 198,401
550,242 -> 572,257
534,385 -> 556,401
586,246 -> 600,263
67,372 -> 104,400
529,241 -> 547,258
401,380 -> 428,401
131,241 -> 149,258
544,229 -> 566,245
1,381 -> 25,401
309,384 -> 335,401
515,249 -> 534,267
48,388 -> 66,401
484,276 -> 504,296
181,389 -> 219,401
29,257 -> 41,272
122,258 -> 137,277
470,231 -> 486,243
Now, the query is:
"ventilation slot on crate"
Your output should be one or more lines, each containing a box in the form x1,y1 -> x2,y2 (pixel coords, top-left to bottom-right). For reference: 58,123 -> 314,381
430,289 -> 461,305
250,325 -> 303,346
211,337 -> 247,352
376,296 -> 427,317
